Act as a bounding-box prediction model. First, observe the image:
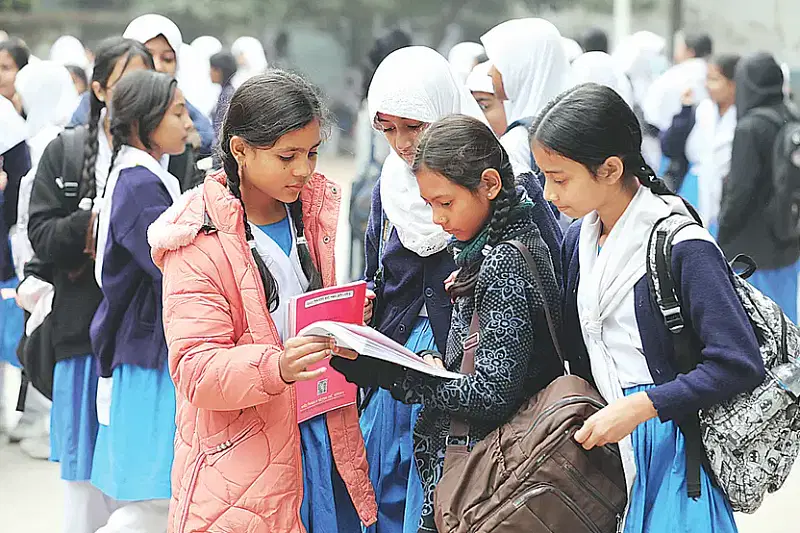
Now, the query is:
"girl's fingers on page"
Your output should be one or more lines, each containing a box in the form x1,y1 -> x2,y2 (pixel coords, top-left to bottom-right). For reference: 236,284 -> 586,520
333,346 -> 358,360
294,366 -> 328,382
294,349 -> 332,369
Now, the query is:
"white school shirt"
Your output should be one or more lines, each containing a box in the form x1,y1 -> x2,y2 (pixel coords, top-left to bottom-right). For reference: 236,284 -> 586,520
249,211 -> 310,342
600,224 -> 718,388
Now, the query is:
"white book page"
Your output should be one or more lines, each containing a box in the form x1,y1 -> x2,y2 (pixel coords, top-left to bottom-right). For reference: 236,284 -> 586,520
298,321 -> 464,380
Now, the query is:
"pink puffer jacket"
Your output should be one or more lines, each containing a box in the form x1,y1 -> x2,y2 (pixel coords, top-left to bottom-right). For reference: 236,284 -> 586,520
149,170 -> 377,533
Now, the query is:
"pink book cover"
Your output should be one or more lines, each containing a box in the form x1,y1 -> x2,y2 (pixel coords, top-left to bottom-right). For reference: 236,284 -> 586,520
290,281 -> 365,424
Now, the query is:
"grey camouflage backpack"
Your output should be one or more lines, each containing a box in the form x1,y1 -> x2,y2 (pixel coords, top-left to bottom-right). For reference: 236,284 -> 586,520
647,214 -> 800,513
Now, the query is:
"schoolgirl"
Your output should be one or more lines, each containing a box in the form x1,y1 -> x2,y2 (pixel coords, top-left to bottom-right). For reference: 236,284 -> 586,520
88,69 -> 191,532
480,18 -> 572,176
539,83 -> 764,532
26,37 -> 154,533
148,70 -> 376,533
661,54 -> 740,232
342,114 -> 564,532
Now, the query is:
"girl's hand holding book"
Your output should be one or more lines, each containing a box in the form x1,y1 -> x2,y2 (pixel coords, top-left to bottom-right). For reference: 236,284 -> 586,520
280,336 -> 357,383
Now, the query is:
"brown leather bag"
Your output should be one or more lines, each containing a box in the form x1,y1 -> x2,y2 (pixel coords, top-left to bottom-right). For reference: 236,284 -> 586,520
434,240 -> 627,533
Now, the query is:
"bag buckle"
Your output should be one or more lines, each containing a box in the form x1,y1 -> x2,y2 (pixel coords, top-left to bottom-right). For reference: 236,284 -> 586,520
464,332 -> 480,352
662,305 -> 684,333
446,435 -> 471,447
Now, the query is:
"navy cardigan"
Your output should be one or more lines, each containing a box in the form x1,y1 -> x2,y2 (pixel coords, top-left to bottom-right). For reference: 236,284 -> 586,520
561,221 -> 765,423
90,167 -> 171,377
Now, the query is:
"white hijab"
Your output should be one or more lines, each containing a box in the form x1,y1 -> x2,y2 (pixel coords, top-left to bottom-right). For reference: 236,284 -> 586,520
613,31 -> 667,109
447,42 -> 485,84
577,185 -> 692,502
49,35 -> 89,71
466,61 -> 495,94
481,18 -> 572,125
231,37 -> 268,89
14,61 -> 78,161
191,36 -> 223,61
0,97 -> 25,155
94,146 -> 181,287
367,46 -> 488,257
572,52 -> 635,108
178,42 -> 218,117
561,37 -> 584,64
123,14 -> 183,58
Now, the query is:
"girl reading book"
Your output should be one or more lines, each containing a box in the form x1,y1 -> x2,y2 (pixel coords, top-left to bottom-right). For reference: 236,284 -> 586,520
149,71 -> 376,533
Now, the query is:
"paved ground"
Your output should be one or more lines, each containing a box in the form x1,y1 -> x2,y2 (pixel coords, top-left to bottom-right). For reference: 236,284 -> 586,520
1,154 -> 799,531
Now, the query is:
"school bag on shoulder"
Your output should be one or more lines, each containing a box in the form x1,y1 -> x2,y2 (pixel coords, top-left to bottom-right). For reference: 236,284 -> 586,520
647,214 -> 800,513
16,126 -> 87,404
434,240 -> 627,533
750,105 -> 800,243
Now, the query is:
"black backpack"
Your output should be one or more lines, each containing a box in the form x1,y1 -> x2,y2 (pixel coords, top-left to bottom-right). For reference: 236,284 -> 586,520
750,106 -> 800,243
16,127 -> 86,404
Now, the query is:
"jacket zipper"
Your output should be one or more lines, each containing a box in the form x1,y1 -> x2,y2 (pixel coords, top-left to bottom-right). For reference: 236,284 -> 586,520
562,459 -> 620,514
513,483 -> 603,533
523,396 -> 607,441
176,420 -> 262,532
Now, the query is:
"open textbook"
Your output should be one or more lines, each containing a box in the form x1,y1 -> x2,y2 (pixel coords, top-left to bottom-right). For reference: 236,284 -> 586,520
298,321 -> 465,381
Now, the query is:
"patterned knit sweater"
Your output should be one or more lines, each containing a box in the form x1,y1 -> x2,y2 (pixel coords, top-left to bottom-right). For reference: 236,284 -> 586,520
393,215 -> 563,530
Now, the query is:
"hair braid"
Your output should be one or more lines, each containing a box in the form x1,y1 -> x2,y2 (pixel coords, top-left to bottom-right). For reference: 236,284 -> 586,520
288,199 -> 323,291
632,155 -> 703,223
228,168 -> 281,312
79,95 -> 103,200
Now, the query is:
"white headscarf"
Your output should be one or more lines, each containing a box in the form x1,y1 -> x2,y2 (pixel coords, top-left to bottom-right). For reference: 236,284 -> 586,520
123,14 -> 183,57
613,31 -> 667,109
447,42 -> 485,84
561,37 -> 584,64
0,96 -> 26,155
572,52 -> 635,108
643,57 -> 709,132
231,37 -> 268,88
466,61 -> 495,94
15,61 -> 78,159
367,46 -> 487,257
191,36 -> 223,61
49,35 -> 89,70
481,18 -> 572,125
178,42 -> 218,117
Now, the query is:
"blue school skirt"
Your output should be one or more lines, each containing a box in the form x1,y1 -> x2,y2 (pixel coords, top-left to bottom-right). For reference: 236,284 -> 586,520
50,354 -> 99,481
748,261 -> 800,324
677,167 -> 699,212
360,318 -> 432,533
91,361 -> 175,501
300,416 -> 361,532
623,385 -> 737,533
0,276 -> 23,366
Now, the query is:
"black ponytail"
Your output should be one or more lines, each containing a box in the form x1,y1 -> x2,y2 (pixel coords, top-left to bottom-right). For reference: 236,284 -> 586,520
220,71 -> 330,311
78,37 -> 154,201
412,114 -> 521,299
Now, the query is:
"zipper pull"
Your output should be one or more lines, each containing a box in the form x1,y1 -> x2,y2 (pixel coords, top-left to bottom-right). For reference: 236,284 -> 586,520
616,513 -> 623,533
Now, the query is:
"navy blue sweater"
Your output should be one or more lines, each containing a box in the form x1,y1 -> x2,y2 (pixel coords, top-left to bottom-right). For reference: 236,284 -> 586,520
90,167 -> 171,377
364,172 -> 563,351
561,221 -> 765,423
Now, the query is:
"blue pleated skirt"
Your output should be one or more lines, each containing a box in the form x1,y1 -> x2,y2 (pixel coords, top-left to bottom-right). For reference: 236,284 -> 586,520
300,415 -> 361,532
677,167 -> 699,212
50,354 -> 99,481
361,318 -> 432,533
90,361 -> 175,501
623,385 -> 737,533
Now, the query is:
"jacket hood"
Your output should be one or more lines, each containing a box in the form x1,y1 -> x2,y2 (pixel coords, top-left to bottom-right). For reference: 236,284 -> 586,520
735,52 -> 785,118
148,169 -> 333,270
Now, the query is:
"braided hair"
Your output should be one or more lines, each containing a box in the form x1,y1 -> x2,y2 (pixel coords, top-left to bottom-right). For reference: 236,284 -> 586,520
219,71 -> 331,312
530,82 -> 702,223
78,37 -> 154,201
412,114 -> 521,299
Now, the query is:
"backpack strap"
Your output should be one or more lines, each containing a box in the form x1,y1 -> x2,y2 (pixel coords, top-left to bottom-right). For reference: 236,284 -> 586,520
646,213 -> 707,499
446,239 -> 563,450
